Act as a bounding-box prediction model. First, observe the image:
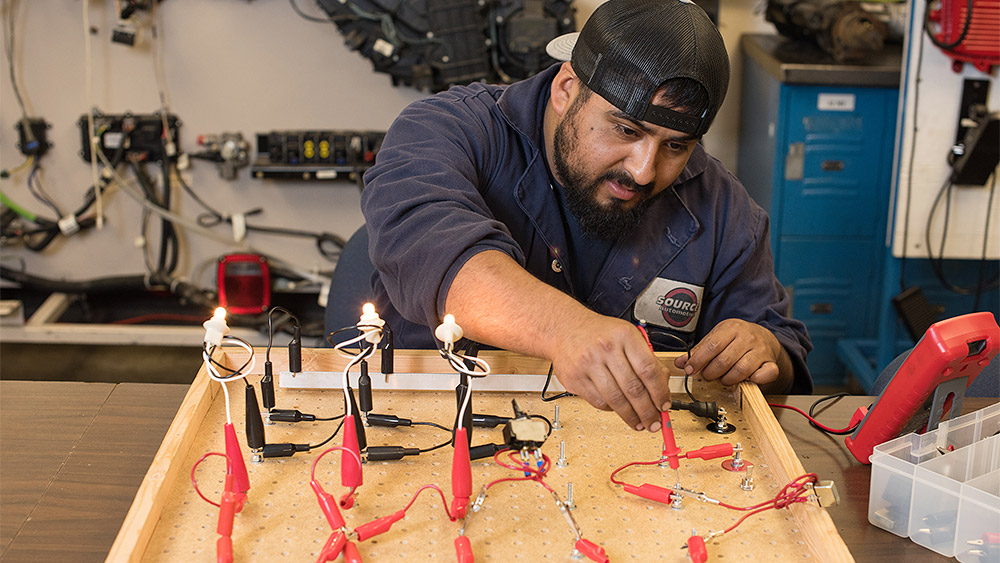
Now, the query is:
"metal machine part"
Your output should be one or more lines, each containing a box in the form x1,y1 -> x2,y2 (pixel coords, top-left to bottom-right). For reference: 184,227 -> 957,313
315,0 -> 574,93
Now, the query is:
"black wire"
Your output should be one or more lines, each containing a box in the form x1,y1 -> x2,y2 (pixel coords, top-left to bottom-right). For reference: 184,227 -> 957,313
540,363 -> 573,402
265,306 -> 300,363
412,420 -> 451,432
973,174 -> 997,311
313,414 -> 346,422
924,0 -> 973,51
807,392 -> 859,435
924,175 -> 999,296
529,414 -> 553,439
419,438 -> 453,454
289,0 -> 331,22
183,169 -> 345,262
646,328 -> 697,402
309,417 -> 346,450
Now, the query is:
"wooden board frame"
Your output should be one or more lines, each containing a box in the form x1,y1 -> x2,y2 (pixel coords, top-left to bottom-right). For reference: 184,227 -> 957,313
107,348 -> 853,562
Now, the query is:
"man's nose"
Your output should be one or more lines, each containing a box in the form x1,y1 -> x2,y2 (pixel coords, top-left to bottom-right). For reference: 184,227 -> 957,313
624,140 -> 657,187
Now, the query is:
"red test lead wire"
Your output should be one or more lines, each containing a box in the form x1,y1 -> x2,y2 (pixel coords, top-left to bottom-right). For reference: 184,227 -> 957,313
451,426 -> 473,519
340,414 -> 363,507
660,410 -> 682,470
223,422 -> 251,494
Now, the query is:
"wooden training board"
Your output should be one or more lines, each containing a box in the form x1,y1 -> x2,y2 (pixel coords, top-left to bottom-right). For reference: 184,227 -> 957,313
108,349 -> 853,562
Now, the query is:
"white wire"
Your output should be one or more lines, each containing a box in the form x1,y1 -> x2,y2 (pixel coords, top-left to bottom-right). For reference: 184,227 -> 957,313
332,328 -> 378,409
442,349 -> 490,431
82,0 -> 103,229
203,337 -> 256,425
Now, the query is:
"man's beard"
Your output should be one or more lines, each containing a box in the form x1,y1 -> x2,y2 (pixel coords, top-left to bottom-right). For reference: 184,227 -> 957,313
552,103 -> 653,241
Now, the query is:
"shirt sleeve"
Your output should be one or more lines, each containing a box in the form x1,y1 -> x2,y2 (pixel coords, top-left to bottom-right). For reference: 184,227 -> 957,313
695,171 -> 814,394
360,91 -> 526,330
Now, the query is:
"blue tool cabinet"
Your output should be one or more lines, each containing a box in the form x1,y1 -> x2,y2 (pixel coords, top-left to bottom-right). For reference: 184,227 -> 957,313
737,34 -> 902,386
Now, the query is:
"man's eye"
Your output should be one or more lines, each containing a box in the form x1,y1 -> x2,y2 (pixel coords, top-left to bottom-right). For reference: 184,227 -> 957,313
616,125 -> 639,137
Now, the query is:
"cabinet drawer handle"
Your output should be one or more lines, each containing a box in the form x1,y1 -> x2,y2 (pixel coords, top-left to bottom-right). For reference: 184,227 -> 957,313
821,160 -> 845,171
810,303 -> 834,314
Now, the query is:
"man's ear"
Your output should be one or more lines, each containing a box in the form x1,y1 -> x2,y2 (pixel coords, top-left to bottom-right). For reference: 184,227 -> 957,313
550,62 -> 579,117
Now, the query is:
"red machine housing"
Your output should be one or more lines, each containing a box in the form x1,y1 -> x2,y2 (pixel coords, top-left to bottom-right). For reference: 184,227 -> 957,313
928,0 -> 1000,73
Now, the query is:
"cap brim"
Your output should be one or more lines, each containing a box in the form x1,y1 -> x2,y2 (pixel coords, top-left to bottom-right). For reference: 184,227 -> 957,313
545,32 -> 579,62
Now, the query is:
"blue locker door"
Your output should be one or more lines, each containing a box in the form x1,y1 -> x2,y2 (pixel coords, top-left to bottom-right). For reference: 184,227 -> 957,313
779,86 -> 897,237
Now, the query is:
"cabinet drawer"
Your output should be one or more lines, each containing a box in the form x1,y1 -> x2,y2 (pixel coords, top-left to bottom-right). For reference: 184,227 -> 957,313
777,238 -> 879,332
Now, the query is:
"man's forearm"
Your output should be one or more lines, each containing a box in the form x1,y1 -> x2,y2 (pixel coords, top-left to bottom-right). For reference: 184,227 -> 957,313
442,249 -> 593,357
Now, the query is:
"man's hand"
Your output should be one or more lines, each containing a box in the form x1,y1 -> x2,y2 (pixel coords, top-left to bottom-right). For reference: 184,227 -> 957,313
673,318 -> 794,394
549,315 -> 672,433
444,251 -> 671,433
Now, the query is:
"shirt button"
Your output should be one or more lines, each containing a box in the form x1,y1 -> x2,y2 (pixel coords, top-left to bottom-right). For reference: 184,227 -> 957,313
551,259 -> 562,273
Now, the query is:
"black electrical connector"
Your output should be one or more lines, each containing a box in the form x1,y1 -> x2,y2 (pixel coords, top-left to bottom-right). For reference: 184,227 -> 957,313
472,414 -> 511,428
345,387 -> 368,450
288,325 -> 302,373
469,443 -> 506,461
365,446 -> 420,461
268,408 -> 317,423
262,443 -> 311,458
365,413 -> 412,427
670,400 -> 720,421
454,379 -> 473,447
261,361 -> 276,411
359,360 -> 373,414
16,118 -> 50,157
381,325 -> 394,377
245,383 -> 266,454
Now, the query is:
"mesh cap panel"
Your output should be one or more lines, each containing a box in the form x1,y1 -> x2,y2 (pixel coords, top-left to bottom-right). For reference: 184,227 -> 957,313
553,0 -> 729,136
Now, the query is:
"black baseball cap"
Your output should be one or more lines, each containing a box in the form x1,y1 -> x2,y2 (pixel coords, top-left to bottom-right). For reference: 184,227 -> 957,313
545,0 -> 730,137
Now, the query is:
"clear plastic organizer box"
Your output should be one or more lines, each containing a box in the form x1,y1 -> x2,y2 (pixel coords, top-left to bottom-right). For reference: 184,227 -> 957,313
868,402 -> 1000,560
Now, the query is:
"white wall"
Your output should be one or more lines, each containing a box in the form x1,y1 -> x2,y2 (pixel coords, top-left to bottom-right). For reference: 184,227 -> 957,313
890,0 -> 999,260
0,0 -> 772,289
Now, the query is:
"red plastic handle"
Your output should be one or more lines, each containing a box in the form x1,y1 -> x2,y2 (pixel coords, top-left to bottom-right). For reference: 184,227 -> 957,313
216,535 -> 233,563
355,510 -> 406,542
683,443 -> 734,460
317,533 -> 347,563
311,481 -> 346,529
687,535 -> 707,562
341,415 -> 364,489
344,541 -> 363,562
575,538 -> 609,563
455,535 -> 474,562
623,483 -> 674,504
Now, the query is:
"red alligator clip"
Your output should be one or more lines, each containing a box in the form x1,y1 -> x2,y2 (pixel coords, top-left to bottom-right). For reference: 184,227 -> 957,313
216,473 -> 247,563
454,535 -> 474,562
574,538 -> 609,563
686,534 -> 708,562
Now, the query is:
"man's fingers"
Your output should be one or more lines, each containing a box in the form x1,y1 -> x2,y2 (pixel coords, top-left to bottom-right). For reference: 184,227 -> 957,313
590,363 -> 647,430
625,340 -> 673,415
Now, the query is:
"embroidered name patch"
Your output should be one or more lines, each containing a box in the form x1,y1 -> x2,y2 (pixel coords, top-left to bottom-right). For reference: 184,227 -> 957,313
634,278 -> 704,333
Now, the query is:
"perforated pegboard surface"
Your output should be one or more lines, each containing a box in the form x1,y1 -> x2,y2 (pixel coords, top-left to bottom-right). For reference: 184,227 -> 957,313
143,378 -> 816,561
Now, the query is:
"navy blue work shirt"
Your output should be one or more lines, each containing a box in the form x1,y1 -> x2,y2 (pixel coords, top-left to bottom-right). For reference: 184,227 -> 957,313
360,64 -> 814,393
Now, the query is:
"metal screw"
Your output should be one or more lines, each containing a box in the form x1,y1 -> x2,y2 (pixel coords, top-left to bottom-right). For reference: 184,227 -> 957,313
552,405 -> 562,429
732,443 -> 744,469
671,494 -> 684,510
557,440 -> 568,467
566,482 -> 577,510
740,466 -> 755,491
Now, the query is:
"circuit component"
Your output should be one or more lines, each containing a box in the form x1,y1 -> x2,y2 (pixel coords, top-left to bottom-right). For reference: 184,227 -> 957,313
77,111 -> 181,163
250,130 -> 384,181
502,399 -> 548,450
15,118 -> 50,157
